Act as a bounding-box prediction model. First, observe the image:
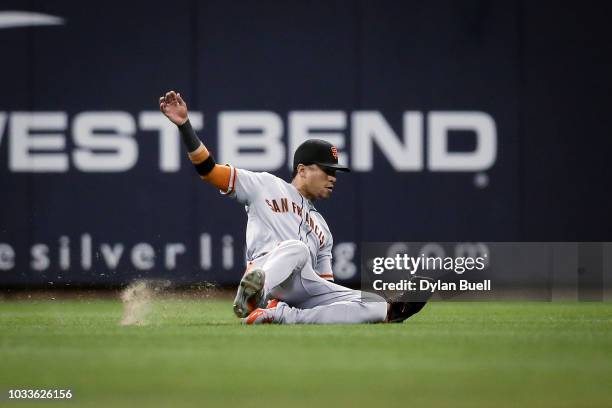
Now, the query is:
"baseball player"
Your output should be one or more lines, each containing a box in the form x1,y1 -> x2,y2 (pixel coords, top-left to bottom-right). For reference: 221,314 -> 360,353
159,90 -> 432,324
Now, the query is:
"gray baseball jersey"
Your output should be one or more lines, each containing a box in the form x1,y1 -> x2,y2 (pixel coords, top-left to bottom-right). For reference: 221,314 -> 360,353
221,165 -> 334,281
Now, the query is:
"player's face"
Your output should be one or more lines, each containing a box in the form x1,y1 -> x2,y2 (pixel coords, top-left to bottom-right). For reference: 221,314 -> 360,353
303,164 -> 337,200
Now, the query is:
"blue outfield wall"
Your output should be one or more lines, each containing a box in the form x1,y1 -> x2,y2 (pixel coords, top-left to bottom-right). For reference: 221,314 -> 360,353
0,0 -> 611,286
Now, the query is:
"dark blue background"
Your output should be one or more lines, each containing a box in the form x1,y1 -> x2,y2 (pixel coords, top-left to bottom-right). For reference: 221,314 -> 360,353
1,0 -> 611,286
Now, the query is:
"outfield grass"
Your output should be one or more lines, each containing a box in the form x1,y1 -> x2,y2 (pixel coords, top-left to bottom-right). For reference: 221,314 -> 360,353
0,298 -> 611,407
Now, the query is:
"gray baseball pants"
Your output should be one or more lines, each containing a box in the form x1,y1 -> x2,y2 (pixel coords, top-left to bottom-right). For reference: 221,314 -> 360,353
248,240 -> 388,324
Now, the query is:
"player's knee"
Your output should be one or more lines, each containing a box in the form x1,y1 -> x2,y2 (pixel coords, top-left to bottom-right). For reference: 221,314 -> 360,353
280,240 -> 310,265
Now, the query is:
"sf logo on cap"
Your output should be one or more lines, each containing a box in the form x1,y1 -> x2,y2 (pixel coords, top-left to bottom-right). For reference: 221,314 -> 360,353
331,146 -> 338,160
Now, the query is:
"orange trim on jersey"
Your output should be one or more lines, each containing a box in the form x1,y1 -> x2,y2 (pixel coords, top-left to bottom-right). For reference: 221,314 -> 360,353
319,274 -> 334,279
188,144 -> 210,164
229,167 -> 238,194
201,164 -> 231,191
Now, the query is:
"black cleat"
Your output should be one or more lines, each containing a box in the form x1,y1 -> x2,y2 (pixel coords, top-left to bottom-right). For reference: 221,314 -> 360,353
387,276 -> 435,323
233,268 -> 265,318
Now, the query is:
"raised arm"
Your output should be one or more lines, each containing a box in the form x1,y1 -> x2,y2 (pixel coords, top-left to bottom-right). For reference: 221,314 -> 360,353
159,91 -> 233,193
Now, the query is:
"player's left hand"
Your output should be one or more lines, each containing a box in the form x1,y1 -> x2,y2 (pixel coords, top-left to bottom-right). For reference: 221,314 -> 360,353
159,90 -> 189,126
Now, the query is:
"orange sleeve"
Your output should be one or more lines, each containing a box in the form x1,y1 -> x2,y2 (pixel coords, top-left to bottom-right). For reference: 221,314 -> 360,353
188,144 -> 233,192
202,165 -> 232,191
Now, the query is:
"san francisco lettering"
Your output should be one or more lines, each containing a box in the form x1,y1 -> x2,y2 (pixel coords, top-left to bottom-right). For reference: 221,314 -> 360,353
265,198 -> 326,247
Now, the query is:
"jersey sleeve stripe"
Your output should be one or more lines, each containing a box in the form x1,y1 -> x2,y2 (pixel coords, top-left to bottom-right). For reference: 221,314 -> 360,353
229,167 -> 238,194
219,165 -> 235,195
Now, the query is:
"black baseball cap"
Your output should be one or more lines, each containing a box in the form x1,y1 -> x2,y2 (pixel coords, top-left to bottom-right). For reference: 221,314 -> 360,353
293,139 -> 350,173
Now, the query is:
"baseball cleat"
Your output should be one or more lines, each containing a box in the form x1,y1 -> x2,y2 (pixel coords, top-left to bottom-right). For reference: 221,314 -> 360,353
387,276 -> 435,323
233,268 -> 265,318
243,299 -> 283,325
265,299 -> 280,309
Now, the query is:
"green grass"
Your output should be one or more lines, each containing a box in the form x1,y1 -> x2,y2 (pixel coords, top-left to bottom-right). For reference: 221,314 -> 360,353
0,299 -> 611,407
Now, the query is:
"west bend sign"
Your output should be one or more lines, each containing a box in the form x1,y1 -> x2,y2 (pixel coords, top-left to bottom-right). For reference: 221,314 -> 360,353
0,110 -> 496,173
